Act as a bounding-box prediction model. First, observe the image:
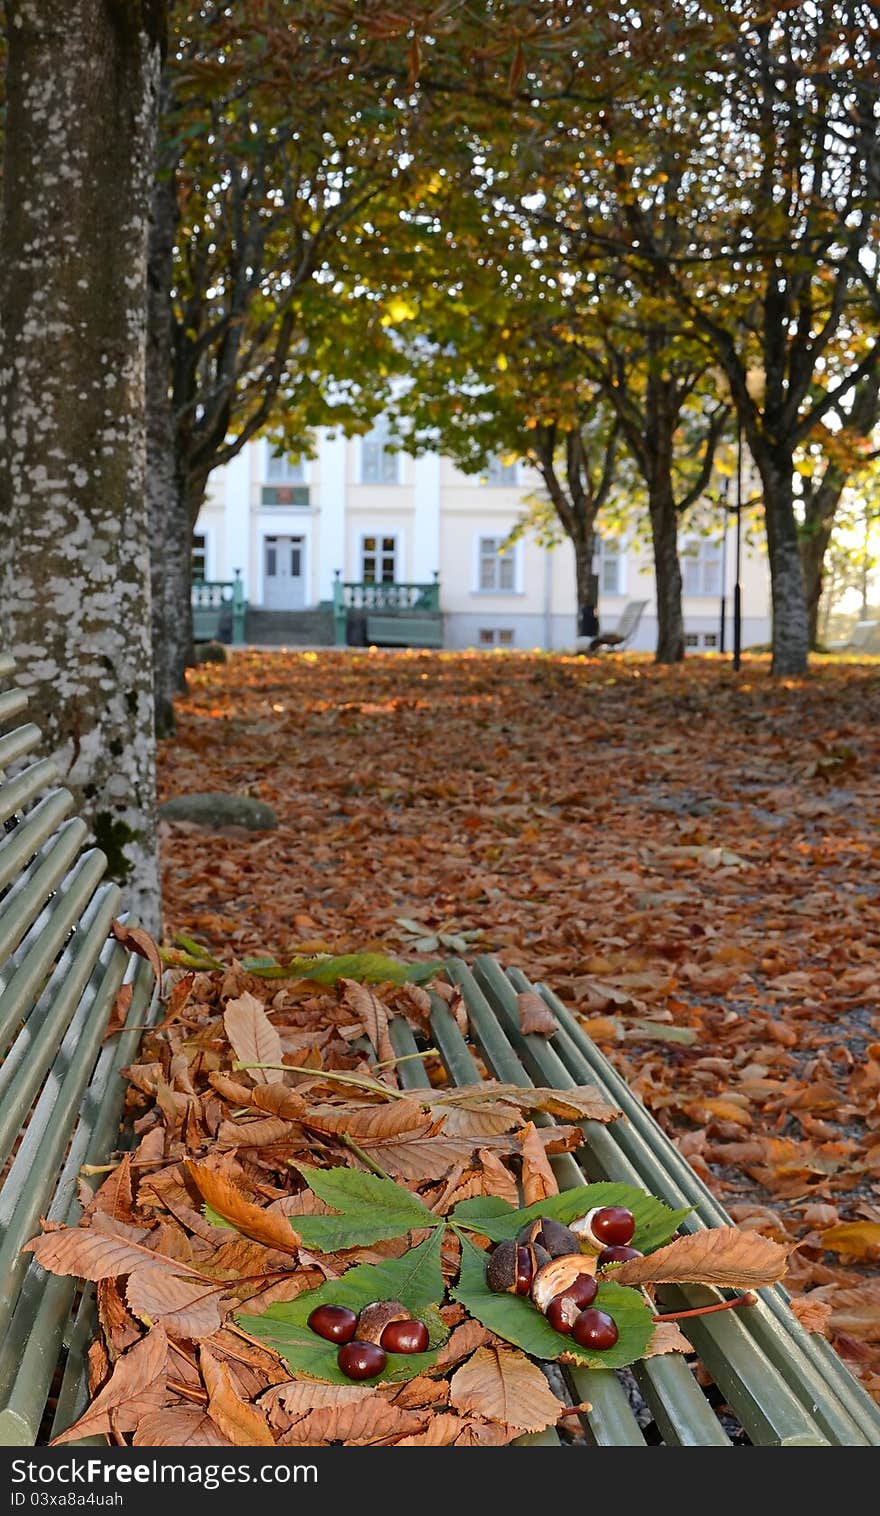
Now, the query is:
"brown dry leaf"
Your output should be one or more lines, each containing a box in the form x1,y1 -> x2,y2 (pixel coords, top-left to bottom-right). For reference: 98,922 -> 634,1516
610,1226 -> 792,1288
23,1224 -> 187,1282
522,1086 -> 621,1124
433,1318 -> 498,1371
789,1296 -> 835,1336
394,1412 -> 465,1446
475,1149 -> 519,1207
216,1116 -> 301,1149
279,1401 -> 429,1446
96,1278 -> 142,1358
517,1121 -> 558,1205
133,1409 -> 231,1446
200,1345 -> 276,1446
153,971 -> 197,1032
449,1345 -> 564,1433
126,1265 -> 230,1339
84,1154 -> 136,1224
517,990 -> 558,1037
454,1419 -> 518,1446
110,920 -> 163,987
301,1099 -> 429,1142
250,1082 -> 309,1119
260,1380 -> 372,1427
185,1163 -> 300,1254
642,1320 -> 694,1357
224,991 -> 282,1083
50,1326 -> 169,1445
340,978 -> 395,1065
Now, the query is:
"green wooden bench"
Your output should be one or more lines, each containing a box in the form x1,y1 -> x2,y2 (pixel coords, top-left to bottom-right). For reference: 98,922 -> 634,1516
386,958 -> 880,1447
365,613 -> 444,648
2,653 -> 879,1448
0,654 -> 159,1446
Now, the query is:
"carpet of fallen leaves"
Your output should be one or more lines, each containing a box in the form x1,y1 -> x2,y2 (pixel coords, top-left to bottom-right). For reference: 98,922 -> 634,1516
154,649 -> 880,1406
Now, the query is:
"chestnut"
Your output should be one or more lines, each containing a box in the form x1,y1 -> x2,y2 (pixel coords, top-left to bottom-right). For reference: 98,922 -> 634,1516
597,1244 -> 643,1268
571,1307 -> 619,1351
355,1299 -> 409,1344
571,1205 -> 636,1253
486,1239 -> 550,1295
517,1216 -> 581,1258
337,1340 -> 387,1380
307,1304 -> 358,1344
545,1273 -> 599,1333
380,1317 -> 429,1354
530,1253 -> 598,1314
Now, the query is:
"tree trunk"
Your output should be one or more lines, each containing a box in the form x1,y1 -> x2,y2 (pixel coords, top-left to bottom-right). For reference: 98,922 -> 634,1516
754,445 -> 810,675
0,1 -> 164,933
649,483 -> 685,664
146,139 -> 187,739
573,526 -> 598,638
800,515 -> 835,651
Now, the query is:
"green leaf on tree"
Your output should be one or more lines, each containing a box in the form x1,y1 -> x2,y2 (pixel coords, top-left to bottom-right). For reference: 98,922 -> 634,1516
452,1235 -> 654,1371
291,1164 -> 439,1249
451,1182 -> 691,1253
236,1228 -> 447,1385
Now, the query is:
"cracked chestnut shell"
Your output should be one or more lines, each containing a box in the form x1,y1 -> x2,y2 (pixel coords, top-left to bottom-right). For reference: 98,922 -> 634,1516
355,1299 -> 410,1344
485,1239 -> 551,1295
530,1253 -> 598,1314
517,1216 -> 581,1258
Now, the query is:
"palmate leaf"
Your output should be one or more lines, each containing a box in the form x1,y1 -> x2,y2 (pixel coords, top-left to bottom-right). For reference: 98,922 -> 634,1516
452,1236 -> 654,1372
451,1182 -> 691,1254
291,1163 -> 438,1250
236,1228 -> 447,1386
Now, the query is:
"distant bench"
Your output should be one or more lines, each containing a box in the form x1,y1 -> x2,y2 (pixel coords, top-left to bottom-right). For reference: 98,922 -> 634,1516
365,614 -> 444,649
191,578 -> 246,645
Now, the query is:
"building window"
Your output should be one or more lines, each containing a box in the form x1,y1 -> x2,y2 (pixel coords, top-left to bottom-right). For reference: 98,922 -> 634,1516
192,533 -> 208,580
361,420 -> 400,484
477,535 -> 517,592
682,538 -> 722,596
685,630 -> 720,651
485,455 -> 519,486
598,538 -> 624,595
479,628 -> 515,646
362,535 -> 398,583
266,450 -> 307,484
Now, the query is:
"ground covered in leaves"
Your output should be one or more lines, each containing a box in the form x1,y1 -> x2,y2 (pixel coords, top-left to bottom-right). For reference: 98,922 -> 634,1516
154,649 -> 880,1405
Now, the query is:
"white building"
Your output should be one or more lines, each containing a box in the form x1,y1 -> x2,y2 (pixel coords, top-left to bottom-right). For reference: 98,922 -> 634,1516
195,424 -> 772,652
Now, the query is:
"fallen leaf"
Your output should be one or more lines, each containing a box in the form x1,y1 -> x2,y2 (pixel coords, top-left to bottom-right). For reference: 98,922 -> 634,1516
610,1226 -> 792,1288
51,1327 -> 169,1444
517,991 -> 557,1037
184,1164 -> 300,1254
200,1345 -> 276,1446
449,1345 -> 564,1433
110,920 -> 163,987
224,992 -> 282,1083
517,1121 -> 558,1205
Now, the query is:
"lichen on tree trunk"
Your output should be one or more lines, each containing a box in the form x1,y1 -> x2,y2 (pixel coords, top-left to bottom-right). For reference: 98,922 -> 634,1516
0,0 -> 164,933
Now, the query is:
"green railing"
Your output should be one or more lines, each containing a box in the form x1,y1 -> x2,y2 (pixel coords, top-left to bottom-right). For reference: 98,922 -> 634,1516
192,573 -> 247,645
332,579 -> 441,646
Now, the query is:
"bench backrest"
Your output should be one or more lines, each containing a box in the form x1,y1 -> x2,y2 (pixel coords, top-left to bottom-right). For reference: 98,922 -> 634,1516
615,600 -> 648,639
0,655 -> 156,1445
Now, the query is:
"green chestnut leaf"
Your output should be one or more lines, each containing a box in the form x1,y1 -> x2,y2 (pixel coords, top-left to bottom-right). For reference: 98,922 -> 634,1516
290,1163 -> 439,1250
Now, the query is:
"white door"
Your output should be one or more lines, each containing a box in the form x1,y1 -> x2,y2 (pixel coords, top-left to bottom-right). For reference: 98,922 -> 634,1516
263,535 -> 306,610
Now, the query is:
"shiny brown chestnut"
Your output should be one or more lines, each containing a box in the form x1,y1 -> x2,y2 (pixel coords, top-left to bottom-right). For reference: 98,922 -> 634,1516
597,1245 -> 643,1268
544,1274 -> 599,1334
307,1304 -> 358,1344
337,1340 -> 387,1380
380,1317 -> 430,1354
571,1308 -> 619,1351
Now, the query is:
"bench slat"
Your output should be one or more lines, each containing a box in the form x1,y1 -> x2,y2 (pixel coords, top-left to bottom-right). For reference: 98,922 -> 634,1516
0,757 -> 58,826
0,791 -> 75,893
0,689 -> 29,726
0,850 -> 109,1064
0,935 -> 130,1340
0,820 -> 88,962
0,952 -> 157,1445
0,881 -> 121,1168
0,722 -> 43,771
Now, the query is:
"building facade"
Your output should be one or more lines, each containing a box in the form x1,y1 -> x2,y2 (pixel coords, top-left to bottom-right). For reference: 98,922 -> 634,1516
195,427 -> 772,652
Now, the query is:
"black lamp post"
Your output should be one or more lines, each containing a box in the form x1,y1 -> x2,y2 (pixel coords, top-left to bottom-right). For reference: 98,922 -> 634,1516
719,475 -> 730,653
733,423 -> 743,671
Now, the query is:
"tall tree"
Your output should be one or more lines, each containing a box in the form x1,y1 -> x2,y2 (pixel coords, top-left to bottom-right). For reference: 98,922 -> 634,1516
0,0 -> 165,931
